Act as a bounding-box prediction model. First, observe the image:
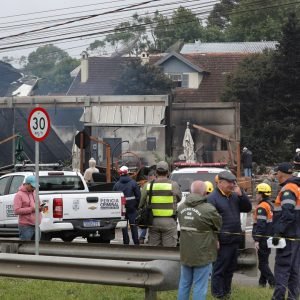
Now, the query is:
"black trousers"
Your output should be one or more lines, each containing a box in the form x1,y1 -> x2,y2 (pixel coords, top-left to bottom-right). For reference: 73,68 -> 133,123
272,240 -> 300,300
258,240 -> 275,286
122,211 -> 139,245
211,243 -> 239,298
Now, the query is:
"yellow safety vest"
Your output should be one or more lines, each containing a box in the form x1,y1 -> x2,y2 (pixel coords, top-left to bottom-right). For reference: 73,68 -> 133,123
147,182 -> 175,217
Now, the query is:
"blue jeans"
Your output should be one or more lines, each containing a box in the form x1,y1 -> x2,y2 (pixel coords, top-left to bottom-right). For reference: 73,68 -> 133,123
139,227 -> 147,240
244,168 -> 252,177
18,225 -> 38,241
178,263 -> 212,300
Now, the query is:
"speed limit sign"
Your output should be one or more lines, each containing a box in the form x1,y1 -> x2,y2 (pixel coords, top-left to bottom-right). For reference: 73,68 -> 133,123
28,107 -> 51,142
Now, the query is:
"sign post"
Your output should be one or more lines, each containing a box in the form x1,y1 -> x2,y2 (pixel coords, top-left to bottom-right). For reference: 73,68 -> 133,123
28,107 -> 50,255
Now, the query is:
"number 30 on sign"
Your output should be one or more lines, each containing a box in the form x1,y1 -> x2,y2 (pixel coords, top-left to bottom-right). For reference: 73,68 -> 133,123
28,107 -> 51,142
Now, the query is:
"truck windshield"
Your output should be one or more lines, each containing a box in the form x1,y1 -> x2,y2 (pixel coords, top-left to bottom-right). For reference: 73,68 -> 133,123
170,173 -> 217,192
39,176 -> 85,191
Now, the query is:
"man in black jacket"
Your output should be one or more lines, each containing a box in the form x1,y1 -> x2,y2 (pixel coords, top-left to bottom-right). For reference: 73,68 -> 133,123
113,166 -> 141,245
208,171 -> 252,299
272,162 -> 300,300
241,147 -> 253,177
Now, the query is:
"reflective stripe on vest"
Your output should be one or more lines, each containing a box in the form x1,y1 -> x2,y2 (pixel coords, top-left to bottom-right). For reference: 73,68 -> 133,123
147,182 -> 175,217
126,196 -> 136,201
253,201 -> 273,223
274,183 -> 300,212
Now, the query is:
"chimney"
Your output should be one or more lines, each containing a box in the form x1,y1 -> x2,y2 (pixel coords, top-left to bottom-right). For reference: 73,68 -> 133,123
140,51 -> 149,65
80,51 -> 89,83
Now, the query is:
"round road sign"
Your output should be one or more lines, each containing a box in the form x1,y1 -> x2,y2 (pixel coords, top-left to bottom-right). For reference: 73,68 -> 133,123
28,107 -> 51,142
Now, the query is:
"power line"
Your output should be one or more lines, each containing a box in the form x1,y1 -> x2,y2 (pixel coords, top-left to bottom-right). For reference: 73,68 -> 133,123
1,0 -> 299,55
0,1 -> 216,46
0,0 -> 162,41
0,1 -> 215,50
0,0 -> 140,19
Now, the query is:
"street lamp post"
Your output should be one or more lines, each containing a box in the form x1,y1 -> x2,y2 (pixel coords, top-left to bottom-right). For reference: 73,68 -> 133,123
111,140 -> 129,178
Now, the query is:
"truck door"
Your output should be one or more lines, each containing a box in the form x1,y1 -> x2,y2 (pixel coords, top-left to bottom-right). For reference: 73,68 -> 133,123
0,176 -> 11,224
2,175 -> 25,225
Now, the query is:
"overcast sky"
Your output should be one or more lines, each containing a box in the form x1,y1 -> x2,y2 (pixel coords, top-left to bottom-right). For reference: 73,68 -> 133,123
0,0 -> 215,64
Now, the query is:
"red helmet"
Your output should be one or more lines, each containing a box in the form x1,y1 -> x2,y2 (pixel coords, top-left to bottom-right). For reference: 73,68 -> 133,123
118,166 -> 129,176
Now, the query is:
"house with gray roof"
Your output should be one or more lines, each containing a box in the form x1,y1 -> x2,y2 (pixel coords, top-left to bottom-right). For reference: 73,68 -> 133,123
181,40 -> 277,54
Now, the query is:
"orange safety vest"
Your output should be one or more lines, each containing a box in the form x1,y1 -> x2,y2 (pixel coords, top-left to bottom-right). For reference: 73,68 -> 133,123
274,182 -> 300,212
253,201 -> 273,223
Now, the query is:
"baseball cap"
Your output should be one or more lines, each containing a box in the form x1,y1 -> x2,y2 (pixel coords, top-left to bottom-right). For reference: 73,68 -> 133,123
274,162 -> 293,174
25,175 -> 36,188
243,147 -> 248,151
218,171 -> 237,182
156,161 -> 169,171
296,148 -> 300,153
119,166 -> 129,175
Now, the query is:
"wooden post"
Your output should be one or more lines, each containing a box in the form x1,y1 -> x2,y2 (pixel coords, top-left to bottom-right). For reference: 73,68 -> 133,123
80,132 -> 84,174
236,141 -> 241,178
106,145 -> 111,183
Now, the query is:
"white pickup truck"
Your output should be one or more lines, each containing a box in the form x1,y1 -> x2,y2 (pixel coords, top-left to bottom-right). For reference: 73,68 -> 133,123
0,170 -> 127,243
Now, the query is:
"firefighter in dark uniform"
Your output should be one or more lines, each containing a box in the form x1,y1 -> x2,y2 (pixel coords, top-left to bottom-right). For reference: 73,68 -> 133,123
208,171 -> 252,299
272,162 -> 300,300
113,166 -> 141,245
252,183 -> 275,288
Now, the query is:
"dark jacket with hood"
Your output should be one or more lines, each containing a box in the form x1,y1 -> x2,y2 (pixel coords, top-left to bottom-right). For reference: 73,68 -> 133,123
177,193 -> 222,267
241,150 -> 253,169
273,176 -> 300,239
113,175 -> 141,214
207,188 -> 252,244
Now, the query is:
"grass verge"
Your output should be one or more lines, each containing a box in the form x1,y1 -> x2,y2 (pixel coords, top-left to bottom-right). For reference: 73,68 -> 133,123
0,277 -> 274,299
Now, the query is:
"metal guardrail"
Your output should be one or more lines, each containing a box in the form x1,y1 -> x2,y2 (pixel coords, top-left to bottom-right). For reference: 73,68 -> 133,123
0,240 -> 257,277
1,241 -> 180,261
0,239 -> 257,300
0,253 -> 179,300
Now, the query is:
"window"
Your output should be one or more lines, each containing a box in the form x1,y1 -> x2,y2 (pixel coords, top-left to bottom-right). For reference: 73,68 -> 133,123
167,73 -> 189,88
147,137 -> 156,151
39,176 -> 84,191
8,176 -> 24,194
0,177 -> 10,196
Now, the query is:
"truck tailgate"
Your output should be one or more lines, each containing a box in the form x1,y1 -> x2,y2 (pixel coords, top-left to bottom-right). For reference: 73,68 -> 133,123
40,192 -> 123,220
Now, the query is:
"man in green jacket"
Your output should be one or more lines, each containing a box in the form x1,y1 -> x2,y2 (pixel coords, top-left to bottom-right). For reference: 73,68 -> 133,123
177,180 -> 222,300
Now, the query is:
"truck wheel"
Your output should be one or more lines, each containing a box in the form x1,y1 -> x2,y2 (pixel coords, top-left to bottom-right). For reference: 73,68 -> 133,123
40,232 -> 52,241
61,236 -> 75,242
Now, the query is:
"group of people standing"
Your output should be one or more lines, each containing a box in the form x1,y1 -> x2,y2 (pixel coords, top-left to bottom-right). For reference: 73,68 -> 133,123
251,162 -> 300,300
13,155 -> 300,300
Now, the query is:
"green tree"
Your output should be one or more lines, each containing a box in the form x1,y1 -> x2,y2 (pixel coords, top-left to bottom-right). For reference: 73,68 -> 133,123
226,0 -> 300,41
113,59 -> 174,95
170,7 -> 203,44
207,0 -> 240,29
222,13 -> 300,163
105,13 -> 152,56
24,45 -> 79,95
87,39 -> 107,56
98,7 -> 204,55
